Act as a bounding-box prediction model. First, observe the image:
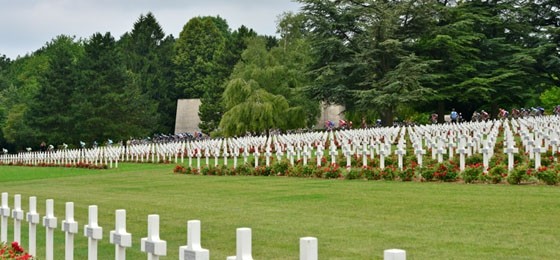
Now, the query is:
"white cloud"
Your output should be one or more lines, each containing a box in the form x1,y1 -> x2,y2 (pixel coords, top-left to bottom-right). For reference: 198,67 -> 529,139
0,0 -> 301,59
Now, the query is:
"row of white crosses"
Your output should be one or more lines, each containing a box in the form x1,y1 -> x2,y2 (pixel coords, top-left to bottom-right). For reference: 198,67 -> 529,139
0,192 -> 408,260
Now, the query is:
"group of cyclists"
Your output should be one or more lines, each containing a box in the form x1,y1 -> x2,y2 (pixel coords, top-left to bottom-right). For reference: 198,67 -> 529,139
472,106 -> 557,122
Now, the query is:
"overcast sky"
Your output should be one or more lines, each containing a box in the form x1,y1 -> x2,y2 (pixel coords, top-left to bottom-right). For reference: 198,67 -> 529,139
0,0 -> 302,60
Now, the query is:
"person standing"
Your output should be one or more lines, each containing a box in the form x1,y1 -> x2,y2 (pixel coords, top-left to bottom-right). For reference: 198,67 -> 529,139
450,108 -> 458,123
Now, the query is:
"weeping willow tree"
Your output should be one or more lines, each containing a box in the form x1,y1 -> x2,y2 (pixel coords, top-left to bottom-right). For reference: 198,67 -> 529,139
218,34 -> 317,137
219,78 -> 304,136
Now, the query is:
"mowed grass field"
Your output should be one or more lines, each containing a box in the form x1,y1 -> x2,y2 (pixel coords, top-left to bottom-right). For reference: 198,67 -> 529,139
1,163 -> 560,259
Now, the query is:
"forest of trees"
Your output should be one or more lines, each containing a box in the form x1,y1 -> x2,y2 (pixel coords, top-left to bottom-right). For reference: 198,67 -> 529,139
0,0 -> 558,151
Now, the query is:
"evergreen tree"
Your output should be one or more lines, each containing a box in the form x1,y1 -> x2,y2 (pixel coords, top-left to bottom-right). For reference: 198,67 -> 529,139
73,32 -> 157,144
119,13 -> 178,134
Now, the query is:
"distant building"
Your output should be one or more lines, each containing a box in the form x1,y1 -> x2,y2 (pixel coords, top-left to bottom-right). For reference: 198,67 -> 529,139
174,99 -> 346,134
174,99 -> 201,134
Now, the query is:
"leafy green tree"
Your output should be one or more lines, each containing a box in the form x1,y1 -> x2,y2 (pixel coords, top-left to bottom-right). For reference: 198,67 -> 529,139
220,79 -> 303,136
174,16 -> 231,134
174,16 -> 229,98
219,33 -> 317,136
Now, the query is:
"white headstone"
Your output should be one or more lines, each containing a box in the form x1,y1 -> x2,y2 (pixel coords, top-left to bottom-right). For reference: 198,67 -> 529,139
179,220 -> 209,260
141,214 -> 167,259
384,249 -> 406,260
62,202 -> 78,260
84,205 -> 103,260
226,227 -> 253,260
300,237 -> 318,260
43,199 -> 57,260
0,192 -> 9,243
110,209 -> 132,260
26,196 -> 40,256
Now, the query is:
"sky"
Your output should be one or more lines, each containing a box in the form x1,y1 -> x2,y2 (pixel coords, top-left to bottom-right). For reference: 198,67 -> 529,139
0,0 -> 302,60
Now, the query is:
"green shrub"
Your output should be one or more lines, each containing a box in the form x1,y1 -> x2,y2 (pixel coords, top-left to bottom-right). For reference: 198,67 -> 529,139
465,154 -> 483,165
487,165 -> 507,184
345,168 -> 362,180
380,166 -> 396,181
433,161 -> 459,182
536,166 -> 558,185
271,159 -> 290,176
506,164 -> 529,185
462,164 -> 483,183
397,167 -> 415,181
418,166 -> 435,181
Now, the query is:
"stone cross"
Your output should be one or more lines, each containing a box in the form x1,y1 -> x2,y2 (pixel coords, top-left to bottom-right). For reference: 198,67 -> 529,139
253,148 -> 260,167
204,148 -> 210,166
505,140 -> 519,171
223,148 -> 229,167
11,194 -> 23,243
457,137 -> 468,172
379,145 -> 387,170
233,149 -> 239,169
343,146 -> 352,169
84,205 -> 103,260
286,146 -> 294,166
62,202 -> 78,260
243,146 -> 249,164
196,149 -> 202,170
296,144 -> 303,161
361,143 -> 369,167
302,145 -> 310,166
533,138 -> 545,169
0,192 -> 9,243
329,146 -> 338,165
213,147 -> 220,167
430,139 -> 437,160
179,220 -> 209,260
447,138 -> 455,160
110,209 -> 132,260
396,142 -> 406,170
265,146 -> 272,167
141,214 -> 167,260
43,199 -> 57,260
384,249 -> 406,260
414,142 -> 426,167
550,131 -> 558,155
226,227 -> 253,260
481,140 -> 491,173
300,237 -> 318,260
26,196 -> 40,256
316,146 -> 324,167
526,137 -> 535,160
275,144 -> 283,162
436,138 -> 446,163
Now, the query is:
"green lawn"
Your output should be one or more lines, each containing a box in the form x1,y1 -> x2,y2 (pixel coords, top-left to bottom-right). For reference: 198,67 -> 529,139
1,163 -> 560,259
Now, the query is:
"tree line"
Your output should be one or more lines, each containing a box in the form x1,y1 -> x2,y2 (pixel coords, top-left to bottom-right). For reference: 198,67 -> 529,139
0,0 -> 559,151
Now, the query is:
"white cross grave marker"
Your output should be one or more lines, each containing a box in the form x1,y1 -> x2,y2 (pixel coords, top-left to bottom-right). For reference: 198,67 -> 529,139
300,237 -> 318,260
84,205 -> 103,260
141,214 -> 167,260
384,249 -> 406,260
43,199 -> 57,260
226,227 -> 253,260
110,209 -> 132,260
11,194 -> 23,243
0,192 -> 9,243
62,202 -> 78,260
179,220 -> 209,260
26,196 -> 40,256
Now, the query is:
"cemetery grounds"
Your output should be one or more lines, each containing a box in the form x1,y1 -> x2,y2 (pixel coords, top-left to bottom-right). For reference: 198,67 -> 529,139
1,162 -> 560,259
